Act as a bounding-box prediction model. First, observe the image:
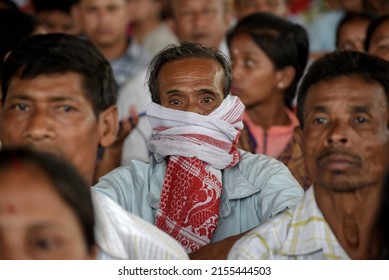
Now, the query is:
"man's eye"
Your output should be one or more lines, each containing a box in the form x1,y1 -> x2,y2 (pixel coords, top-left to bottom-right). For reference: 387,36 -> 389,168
378,44 -> 389,50
354,116 -> 367,123
58,105 -> 76,112
169,100 -> 182,105
201,97 -> 213,104
11,103 -> 29,111
314,117 -> 327,124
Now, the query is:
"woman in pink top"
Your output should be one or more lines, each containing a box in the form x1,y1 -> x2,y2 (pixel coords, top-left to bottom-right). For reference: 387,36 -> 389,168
228,12 -> 310,189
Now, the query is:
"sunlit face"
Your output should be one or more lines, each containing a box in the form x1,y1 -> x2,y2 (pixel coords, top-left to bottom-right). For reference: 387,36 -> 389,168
171,0 -> 230,48
0,164 -> 94,260
368,19 -> 389,61
234,0 -> 287,20
337,18 -> 370,52
230,33 -> 280,109
301,76 -> 389,192
77,0 -> 129,47
158,58 -> 225,115
37,11 -> 78,35
0,73 -> 104,184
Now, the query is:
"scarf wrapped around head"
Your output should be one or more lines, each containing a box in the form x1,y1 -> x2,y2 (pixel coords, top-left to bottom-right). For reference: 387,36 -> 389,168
147,95 -> 245,253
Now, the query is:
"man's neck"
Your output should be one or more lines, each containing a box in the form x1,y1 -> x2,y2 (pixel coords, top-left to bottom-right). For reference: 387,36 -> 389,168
315,184 -> 383,259
97,38 -> 129,61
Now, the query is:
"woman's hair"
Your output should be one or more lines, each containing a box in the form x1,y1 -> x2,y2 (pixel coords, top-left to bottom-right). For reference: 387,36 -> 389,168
227,12 -> 309,109
0,148 -> 95,252
364,14 -> 389,52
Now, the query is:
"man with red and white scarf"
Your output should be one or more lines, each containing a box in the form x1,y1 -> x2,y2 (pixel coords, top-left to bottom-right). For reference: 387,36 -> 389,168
93,42 -> 303,259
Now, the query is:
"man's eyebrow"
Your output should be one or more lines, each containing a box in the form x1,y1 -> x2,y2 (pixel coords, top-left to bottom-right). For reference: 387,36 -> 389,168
310,105 -> 327,113
6,95 -> 81,102
165,89 -> 181,95
351,105 -> 370,114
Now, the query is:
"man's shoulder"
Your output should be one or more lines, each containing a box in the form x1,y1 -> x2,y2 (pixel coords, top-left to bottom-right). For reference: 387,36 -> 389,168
92,192 -> 188,260
235,149 -> 298,180
228,209 -> 294,259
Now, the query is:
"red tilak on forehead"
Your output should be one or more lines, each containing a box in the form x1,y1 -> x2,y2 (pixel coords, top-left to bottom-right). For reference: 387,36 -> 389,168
6,204 -> 16,214
11,157 -> 23,171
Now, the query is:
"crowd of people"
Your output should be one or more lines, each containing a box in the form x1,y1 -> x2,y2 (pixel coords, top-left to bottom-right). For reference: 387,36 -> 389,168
0,0 -> 388,260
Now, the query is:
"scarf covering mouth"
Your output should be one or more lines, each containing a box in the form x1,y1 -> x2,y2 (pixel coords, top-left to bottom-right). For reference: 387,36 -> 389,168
147,95 -> 245,253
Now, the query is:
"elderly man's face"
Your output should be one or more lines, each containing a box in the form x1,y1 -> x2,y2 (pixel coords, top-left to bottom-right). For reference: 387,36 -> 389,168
157,57 -> 225,115
301,76 -> 389,192
171,0 -> 230,49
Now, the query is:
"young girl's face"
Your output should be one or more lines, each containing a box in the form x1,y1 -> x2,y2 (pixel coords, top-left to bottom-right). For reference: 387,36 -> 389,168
230,32 -> 283,109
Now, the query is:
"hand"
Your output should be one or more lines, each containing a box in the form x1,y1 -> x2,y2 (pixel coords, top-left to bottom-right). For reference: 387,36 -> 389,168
116,105 -> 139,146
188,232 -> 245,260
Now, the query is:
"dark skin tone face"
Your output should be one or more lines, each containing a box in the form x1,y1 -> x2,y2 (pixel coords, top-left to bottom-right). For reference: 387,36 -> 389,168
158,57 -> 225,115
300,76 -> 389,192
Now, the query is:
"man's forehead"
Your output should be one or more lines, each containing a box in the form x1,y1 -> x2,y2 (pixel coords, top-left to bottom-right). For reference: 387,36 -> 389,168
6,73 -> 90,101
305,76 -> 387,107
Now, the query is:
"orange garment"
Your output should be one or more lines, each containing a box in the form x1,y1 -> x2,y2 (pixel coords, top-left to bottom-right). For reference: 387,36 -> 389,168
243,109 -> 299,158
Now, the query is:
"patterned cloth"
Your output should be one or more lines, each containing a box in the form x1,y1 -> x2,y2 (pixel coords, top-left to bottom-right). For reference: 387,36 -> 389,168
228,187 -> 350,260
110,39 -> 151,91
92,149 -> 304,244
93,191 -> 189,260
147,95 -> 244,252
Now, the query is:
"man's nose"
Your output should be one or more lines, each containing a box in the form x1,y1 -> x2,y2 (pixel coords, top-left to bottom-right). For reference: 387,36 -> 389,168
326,120 -> 349,145
22,110 -> 55,141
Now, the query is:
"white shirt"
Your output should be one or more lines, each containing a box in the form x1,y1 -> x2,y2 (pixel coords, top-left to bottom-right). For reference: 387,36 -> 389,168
93,192 -> 188,260
228,187 -> 350,260
117,71 -> 152,164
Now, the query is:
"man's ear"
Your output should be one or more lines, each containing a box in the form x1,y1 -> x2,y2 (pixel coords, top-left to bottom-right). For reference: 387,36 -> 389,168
98,105 -> 118,148
294,125 -> 303,149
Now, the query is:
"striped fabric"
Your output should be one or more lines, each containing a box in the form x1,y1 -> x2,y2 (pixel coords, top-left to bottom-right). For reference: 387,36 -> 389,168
228,187 -> 350,260
92,192 -> 188,260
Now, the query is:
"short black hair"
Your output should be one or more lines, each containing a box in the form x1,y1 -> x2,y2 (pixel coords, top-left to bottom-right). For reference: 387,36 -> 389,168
336,11 -> 377,49
147,42 -> 231,104
2,33 -> 117,116
365,14 -> 389,52
227,12 -> 309,109
32,0 -> 76,14
297,51 -> 389,129
0,148 -> 95,253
